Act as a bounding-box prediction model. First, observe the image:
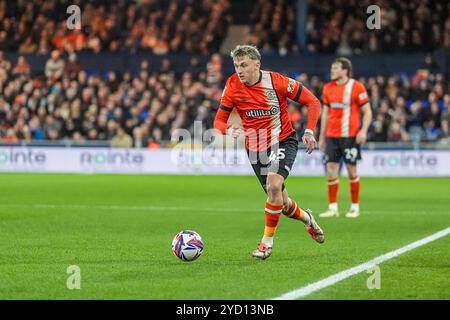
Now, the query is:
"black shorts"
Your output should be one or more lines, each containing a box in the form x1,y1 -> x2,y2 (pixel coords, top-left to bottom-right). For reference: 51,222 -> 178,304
324,137 -> 361,165
246,133 -> 299,193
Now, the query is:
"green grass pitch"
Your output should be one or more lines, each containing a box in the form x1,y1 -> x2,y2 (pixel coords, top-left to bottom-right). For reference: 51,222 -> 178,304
0,173 -> 449,299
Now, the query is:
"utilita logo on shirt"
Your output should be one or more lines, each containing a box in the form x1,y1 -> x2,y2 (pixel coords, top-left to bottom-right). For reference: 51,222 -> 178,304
245,107 -> 280,117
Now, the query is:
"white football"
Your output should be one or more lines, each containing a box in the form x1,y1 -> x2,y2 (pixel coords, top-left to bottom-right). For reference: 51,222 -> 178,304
171,230 -> 204,262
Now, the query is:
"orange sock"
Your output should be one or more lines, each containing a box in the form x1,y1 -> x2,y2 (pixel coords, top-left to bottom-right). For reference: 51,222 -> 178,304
349,176 -> 360,204
283,199 -> 305,220
328,178 -> 339,204
264,202 -> 283,237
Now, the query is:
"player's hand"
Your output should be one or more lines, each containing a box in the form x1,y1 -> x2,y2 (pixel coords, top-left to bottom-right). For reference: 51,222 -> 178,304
356,130 -> 367,145
229,124 -> 244,139
318,138 -> 326,152
302,132 -> 317,154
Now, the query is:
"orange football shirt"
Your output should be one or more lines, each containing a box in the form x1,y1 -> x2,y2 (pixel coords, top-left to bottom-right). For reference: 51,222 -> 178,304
322,79 -> 369,138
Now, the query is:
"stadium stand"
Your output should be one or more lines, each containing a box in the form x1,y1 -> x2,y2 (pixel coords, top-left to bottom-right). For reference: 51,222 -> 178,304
0,0 -> 232,55
306,0 -> 450,55
0,0 -> 449,147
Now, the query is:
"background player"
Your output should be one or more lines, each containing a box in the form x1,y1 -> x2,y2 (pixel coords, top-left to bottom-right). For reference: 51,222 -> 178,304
214,45 -> 324,260
318,57 -> 373,218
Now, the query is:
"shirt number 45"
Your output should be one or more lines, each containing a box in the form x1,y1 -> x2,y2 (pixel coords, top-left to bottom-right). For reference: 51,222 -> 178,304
269,148 -> 286,162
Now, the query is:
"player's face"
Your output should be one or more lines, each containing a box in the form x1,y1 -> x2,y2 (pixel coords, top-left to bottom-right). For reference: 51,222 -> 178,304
233,56 -> 260,85
331,63 -> 346,80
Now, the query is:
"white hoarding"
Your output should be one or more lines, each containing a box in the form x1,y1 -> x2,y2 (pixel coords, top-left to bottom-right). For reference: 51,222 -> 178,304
0,147 -> 449,177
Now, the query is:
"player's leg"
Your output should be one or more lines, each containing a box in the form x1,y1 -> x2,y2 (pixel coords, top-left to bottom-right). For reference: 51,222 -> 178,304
251,172 -> 284,260
282,187 -> 291,210
345,163 -> 360,218
281,188 -> 307,222
342,138 -> 362,218
247,145 -> 283,259
281,187 -> 325,243
320,138 -> 341,217
274,135 -> 324,243
319,162 -> 340,217
258,138 -> 296,252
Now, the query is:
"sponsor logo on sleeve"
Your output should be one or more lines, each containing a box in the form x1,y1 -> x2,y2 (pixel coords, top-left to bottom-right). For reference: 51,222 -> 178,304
287,78 -> 296,93
359,92 -> 368,100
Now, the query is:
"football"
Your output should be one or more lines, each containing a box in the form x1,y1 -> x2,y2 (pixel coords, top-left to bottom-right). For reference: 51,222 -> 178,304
172,230 -> 204,262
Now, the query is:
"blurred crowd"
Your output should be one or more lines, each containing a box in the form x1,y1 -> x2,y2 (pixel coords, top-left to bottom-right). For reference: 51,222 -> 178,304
245,0 -> 299,55
2,0 -> 450,56
307,0 -> 450,55
0,50 -> 225,147
0,0 -> 231,55
1,50 -> 449,147
242,0 -> 450,55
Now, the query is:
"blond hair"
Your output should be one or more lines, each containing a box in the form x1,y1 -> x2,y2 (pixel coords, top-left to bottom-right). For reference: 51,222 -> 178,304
230,44 -> 261,61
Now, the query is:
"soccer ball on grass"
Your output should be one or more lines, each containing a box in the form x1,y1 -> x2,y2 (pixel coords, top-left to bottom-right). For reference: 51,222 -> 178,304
171,230 -> 204,262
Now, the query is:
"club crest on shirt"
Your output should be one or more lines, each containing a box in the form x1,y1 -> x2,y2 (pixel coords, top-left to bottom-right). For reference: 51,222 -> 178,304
266,90 -> 277,101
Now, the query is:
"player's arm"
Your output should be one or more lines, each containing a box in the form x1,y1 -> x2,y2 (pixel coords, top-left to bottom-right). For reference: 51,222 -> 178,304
213,105 -> 242,138
318,105 -> 329,152
292,85 -> 321,154
213,105 -> 232,134
355,82 -> 372,145
356,102 -> 373,144
213,78 -> 242,138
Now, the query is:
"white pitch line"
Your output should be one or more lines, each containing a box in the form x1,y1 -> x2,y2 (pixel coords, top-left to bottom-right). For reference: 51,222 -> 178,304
272,226 -> 450,300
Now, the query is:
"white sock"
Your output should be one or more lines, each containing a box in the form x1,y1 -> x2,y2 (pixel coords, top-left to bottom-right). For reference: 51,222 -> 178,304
351,203 -> 359,211
261,236 -> 273,247
329,203 -> 338,211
